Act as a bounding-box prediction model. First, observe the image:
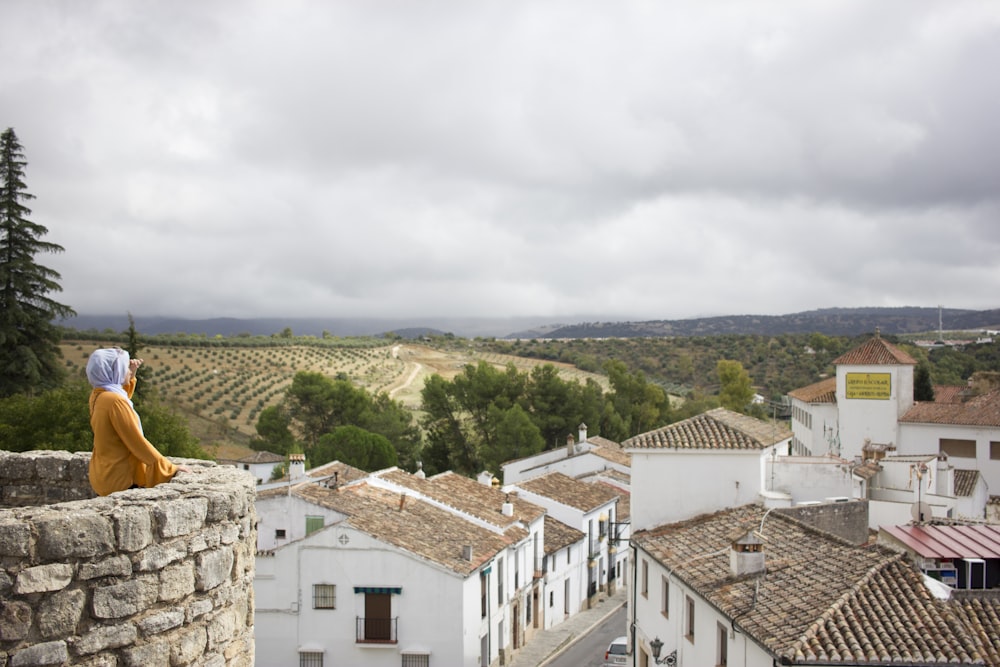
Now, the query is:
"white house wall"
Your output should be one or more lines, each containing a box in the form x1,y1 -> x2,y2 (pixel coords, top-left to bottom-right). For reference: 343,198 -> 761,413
764,457 -> 854,503
836,363 -> 913,460
255,523 -> 479,667
630,450 -> 767,532
899,421 -> 1000,494
790,400 -> 839,456
255,492 -> 347,551
631,549 -> 772,667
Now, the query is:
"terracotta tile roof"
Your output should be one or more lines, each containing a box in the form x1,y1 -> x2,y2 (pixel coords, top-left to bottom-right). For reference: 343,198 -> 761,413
221,450 -> 284,464
588,435 -> 622,449
852,460 -> 883,481
293,482 -> 513,575
516,471 -> 619,512
597,482 -> 630,521
832,334 -> 917,366
634,505 -> 988,665
950,596 -> 1000,667
374,469 -> 545,530
543,516 -> 584,555
590,446 -> 630,467
934,385 -> 967,404
788,377 -> 837,403
624,408 -> 791,451
255,460 -> 370,498
901,389 -> 1000,427
955,469 -> 980,498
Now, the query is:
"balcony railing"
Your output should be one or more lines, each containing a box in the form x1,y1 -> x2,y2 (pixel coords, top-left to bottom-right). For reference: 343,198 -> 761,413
356,617 -> 398,644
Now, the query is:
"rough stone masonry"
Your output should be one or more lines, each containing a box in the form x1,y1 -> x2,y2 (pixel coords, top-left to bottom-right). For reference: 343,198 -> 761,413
0,450 -> 256,667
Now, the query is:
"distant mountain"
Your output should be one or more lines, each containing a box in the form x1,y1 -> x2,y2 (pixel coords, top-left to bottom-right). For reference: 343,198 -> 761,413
58,307 -> 1000,341
506,307 -> 1000,339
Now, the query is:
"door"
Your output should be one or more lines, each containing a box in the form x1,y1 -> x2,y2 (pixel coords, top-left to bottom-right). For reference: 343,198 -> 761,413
365,592 -> 391,640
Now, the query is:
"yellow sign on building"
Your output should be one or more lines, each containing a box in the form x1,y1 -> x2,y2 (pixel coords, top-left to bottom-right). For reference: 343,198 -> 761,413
845,372 -> 891,400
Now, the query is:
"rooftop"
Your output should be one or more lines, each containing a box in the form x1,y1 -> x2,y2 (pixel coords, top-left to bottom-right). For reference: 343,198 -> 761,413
634,504 -> 993,664
832,332 -> 917,366
543,516 -> 584,555
901,388 -> 1000,427
624,407 -> 791,451
293,481 -> 514,575
880,524 -> 1000,560
516,471 -> 620,513
787,377 -> 837,404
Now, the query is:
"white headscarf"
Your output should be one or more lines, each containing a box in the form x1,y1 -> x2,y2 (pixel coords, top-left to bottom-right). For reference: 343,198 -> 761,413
86,348 -> 131,401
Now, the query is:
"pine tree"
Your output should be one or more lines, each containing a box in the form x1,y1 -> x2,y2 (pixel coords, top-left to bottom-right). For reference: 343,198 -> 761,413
0,127 -> 75,397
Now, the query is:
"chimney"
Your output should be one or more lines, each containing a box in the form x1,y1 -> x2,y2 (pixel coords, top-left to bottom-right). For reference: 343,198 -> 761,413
462,545 -> 474,561
414,461 -> 425,479
935,453 -> 953,496
289,453 -> 305,482
502,493 -> 514,517
566,434 -> 575,456
729,530 -> 766,577
578,422 -> 588,445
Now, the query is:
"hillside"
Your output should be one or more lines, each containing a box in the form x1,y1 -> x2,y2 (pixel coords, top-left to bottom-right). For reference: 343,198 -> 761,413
517,307 -> 1000,339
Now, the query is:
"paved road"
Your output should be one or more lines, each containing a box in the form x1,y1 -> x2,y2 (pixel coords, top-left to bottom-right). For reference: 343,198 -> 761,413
547,606 -> 627,667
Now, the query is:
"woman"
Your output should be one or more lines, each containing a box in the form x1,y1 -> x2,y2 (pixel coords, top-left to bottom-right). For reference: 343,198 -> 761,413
87,347 -> 189,495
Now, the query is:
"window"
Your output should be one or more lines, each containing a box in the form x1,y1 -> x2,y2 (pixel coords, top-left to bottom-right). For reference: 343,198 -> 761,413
717,622 -> 728,666
401,654 -> 429,667
480,572 -> 487,618
641,559 -> 648,597
497,558 -> 504,603
299,652 -> 323,667
305,515 -> 324,536
549,591 -> 554,607
275,529 -> 286,539
685,595 -> 695,641
991,441 -> 1000,460
940,438 -> 976,458
313,584 -> 336,609
661,577 -> 670,617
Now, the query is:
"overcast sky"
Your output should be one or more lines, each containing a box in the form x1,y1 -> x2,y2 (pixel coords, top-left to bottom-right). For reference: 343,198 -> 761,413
2,1 -> 999,324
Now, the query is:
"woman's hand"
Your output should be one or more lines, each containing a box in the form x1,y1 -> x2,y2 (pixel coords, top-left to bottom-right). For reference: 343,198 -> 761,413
127,358 -> 143,382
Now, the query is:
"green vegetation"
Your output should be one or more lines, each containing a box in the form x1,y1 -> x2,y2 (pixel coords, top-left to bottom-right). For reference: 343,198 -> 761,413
0,128 -> 74,397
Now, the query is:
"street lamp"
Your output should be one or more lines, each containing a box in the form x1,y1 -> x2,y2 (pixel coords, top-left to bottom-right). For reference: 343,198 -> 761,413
649,637 -> 677,665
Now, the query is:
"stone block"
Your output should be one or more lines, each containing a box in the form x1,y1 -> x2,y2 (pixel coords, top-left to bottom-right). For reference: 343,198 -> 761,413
9,640 -> 67,667
73,623 -> 137,655
0,521 -> 31,558
79,555 -> 132,580
154,498 -> 207,538
14,564 -> 73,594
32,452 -> 72,482
206,609 -> 238,650
121,640 -> 169,667
195,549 -> 234,592
137,610 -> 184,636
37,589 -> 86,639
158,562 -> 195,602
170,626 -> 207,665
91,576 -> 158,620
0,601 -> 32,641
112,505 -> 153,553
187,600 -> 213,620
134,544 -> 186,572
35,512 -> 114,560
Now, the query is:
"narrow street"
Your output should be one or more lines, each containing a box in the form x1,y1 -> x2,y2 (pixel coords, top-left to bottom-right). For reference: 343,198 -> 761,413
546,606 -> 627,667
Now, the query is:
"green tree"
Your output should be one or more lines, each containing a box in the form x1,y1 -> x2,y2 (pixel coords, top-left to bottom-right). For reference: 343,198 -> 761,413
313,425 -> 397,471
124,313 -> 152,406
717,359 -> 755,413
0,128 -> 75,397
0,381 -> 92,451
252,404 -> 297,454
914,363 -> 935,402
482,404 -> 543,475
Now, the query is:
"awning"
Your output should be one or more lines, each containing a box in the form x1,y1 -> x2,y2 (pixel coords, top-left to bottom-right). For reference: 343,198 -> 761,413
354,586 -> 402,595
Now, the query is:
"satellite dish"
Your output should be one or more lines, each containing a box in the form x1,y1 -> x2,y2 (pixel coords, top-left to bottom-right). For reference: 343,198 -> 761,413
911,501 -> 932,523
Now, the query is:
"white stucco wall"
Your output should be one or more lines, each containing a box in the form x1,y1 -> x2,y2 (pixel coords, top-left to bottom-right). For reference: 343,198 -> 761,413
836,363 -> 913,460
764,457 -> 853,503
254,523 -> 485,667
899,421 -> 1000,495
629,450 -> 768,531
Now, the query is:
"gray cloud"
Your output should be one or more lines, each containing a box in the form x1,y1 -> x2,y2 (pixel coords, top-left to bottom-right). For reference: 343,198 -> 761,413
2,0 -> 998,322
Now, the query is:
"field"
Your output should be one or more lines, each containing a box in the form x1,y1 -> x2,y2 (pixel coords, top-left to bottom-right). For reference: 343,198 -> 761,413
61,340 -> 608,458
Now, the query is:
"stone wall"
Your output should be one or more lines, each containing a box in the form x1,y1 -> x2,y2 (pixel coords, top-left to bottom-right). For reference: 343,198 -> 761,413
775,499 -> 870,545
0,451 -> 256,667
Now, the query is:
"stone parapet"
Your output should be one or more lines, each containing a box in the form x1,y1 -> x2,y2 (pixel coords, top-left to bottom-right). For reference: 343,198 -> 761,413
0,451 -> 256,667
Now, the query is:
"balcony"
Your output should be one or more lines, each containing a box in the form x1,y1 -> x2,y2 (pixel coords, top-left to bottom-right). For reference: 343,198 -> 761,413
356,617 -> 398,644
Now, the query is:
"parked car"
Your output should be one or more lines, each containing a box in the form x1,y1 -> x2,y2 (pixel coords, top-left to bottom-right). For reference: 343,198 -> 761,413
604,635 -> 628,666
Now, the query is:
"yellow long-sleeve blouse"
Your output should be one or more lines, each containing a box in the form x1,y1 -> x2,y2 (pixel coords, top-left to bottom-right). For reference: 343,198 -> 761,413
88,378 -> 178,496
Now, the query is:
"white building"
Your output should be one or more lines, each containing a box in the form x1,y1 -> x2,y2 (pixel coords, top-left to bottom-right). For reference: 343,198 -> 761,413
624,407 -> 792,531
217,449 -> 286,485
510,471 -> 621,605
629,503 -> 998,666
254,478 -> 525,667
787,332 -> 1000,521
